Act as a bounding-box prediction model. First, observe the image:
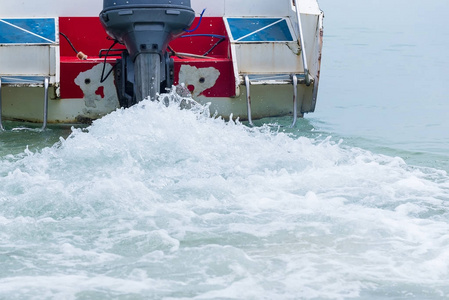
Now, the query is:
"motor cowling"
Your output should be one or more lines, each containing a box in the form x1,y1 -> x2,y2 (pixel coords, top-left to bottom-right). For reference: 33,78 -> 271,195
100,0 -> 195,103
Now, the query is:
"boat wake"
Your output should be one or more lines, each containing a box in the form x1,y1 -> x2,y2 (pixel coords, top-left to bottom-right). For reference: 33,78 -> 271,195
1,90 -> 449,299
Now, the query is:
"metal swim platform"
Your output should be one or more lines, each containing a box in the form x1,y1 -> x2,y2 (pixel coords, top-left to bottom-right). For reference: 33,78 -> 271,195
0,76 -> 49,131
243,73 -> 312,127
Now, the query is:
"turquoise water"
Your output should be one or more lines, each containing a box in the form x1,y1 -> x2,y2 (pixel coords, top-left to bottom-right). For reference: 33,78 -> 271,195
1,1 -> 449,299
314,0 -> 449,172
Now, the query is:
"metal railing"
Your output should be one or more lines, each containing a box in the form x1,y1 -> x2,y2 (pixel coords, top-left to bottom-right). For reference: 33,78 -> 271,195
293,0 -> 310,86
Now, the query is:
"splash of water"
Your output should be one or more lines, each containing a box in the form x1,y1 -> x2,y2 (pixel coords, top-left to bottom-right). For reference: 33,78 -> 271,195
1,91 -> 449,299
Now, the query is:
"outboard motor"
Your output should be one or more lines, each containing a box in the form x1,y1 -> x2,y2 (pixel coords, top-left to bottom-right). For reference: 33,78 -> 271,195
100,0 -> 195,106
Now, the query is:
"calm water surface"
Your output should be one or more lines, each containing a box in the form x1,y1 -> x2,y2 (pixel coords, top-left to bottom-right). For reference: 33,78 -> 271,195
314,0 -> 449,172
1,1 -> 449,299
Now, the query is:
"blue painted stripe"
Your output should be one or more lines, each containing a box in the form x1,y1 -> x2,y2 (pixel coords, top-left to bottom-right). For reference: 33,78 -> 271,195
0,18 -> 56,44
228,18 -> 294,42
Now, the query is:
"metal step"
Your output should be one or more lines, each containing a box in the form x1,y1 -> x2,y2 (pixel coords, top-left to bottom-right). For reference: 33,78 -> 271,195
241,73 -> 312,86
243,73 -> 313,127
0,76 -> 49,131
0,76 -> 50,87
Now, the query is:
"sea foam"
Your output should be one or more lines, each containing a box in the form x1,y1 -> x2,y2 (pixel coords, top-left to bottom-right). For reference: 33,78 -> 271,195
1,95 -> 449,299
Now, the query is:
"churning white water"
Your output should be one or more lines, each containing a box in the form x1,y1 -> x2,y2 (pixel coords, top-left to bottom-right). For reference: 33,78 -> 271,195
1,96 -> 448,299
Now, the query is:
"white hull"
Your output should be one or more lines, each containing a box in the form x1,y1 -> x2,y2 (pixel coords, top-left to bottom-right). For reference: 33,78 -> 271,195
0,0 -> 323,125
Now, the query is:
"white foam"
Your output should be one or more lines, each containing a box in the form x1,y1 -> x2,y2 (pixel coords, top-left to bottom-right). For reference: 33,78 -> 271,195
1,96 -> 449,299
